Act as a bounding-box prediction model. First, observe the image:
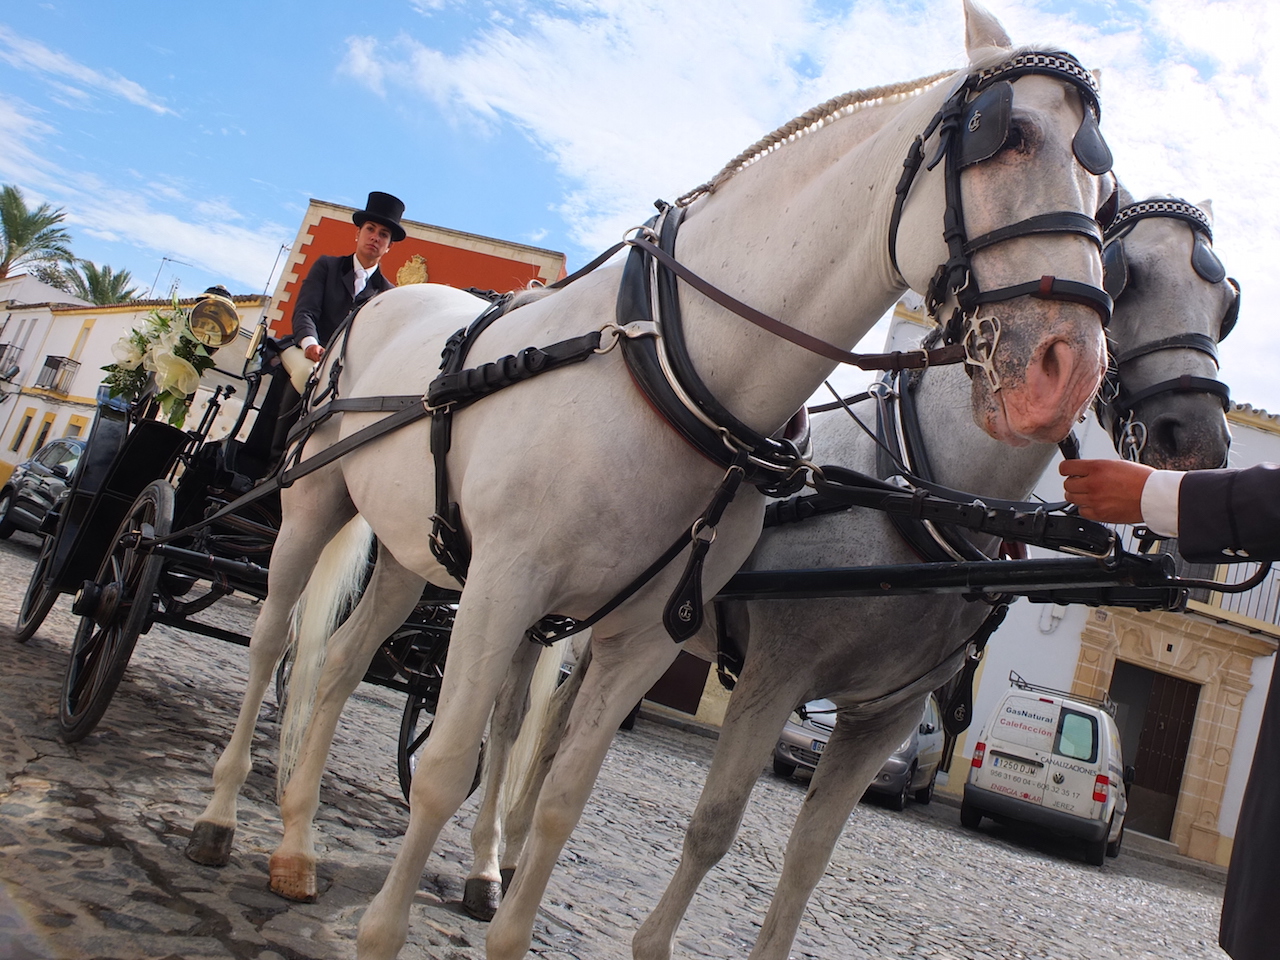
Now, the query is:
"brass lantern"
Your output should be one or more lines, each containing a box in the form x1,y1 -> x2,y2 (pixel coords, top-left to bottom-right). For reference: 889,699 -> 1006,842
188,285 -> 241,347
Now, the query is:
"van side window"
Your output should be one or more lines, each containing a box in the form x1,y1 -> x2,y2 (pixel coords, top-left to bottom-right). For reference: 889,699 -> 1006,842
1054,709 -> 1098,762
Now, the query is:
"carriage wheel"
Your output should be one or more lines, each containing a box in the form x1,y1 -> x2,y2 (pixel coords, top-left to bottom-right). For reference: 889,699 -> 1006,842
14,533 -> 60,643
397,691 -> 485,805
58,481 -> 174,743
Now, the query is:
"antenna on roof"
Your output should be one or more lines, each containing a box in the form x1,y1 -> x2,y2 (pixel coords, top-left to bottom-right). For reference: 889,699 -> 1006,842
262,244 -> 289,297
146,256 -> 194,298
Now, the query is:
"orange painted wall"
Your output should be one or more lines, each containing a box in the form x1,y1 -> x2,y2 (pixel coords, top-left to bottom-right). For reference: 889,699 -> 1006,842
274,215 -> 560,336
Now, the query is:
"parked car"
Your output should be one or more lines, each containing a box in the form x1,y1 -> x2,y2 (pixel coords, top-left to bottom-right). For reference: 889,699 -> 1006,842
0,437 -> 87,539
961,671 -> 1133,866
773,693 -> 945,810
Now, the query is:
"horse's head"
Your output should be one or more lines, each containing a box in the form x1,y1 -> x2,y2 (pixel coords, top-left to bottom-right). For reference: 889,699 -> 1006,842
1095,194 -> 1237,469
894,0 -> 1112,448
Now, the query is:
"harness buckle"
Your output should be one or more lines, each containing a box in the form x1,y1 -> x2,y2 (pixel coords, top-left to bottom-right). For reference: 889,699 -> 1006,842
962,313 -> 1003,392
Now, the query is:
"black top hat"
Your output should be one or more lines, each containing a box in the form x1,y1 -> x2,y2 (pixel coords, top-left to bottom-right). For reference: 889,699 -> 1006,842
353,191 -> 406,242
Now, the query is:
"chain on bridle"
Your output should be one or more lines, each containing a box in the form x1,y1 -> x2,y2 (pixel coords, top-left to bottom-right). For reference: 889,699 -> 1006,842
888,50 -> 1115,392
1095,198 -> 1241,461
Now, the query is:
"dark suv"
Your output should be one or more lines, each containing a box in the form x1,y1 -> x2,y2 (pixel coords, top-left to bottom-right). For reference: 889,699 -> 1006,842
0,437 -> 87,538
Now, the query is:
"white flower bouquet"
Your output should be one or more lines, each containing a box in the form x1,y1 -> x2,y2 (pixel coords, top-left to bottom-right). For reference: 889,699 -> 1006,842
102,297 -> 216,428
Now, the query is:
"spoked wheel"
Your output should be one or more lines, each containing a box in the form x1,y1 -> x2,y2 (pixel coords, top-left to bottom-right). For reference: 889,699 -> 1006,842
59,481 -> 174,742
397,690 -> 485,805
14,534 -> 60,643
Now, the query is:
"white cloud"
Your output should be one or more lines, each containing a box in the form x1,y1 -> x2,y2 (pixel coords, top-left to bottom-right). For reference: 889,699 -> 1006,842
0,94 -> 285,290
337,0 -> 1280,410
0,24 -> 175,115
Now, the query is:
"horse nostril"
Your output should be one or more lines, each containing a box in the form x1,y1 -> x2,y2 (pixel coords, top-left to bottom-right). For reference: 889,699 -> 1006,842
1148,414 -> 1185,457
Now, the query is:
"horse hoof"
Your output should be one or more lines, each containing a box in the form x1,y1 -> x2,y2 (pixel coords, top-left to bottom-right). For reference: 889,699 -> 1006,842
462,877 -> 502,921
185,821 -> 235,866
499,867 -> 515,895
268,853 -> 318,902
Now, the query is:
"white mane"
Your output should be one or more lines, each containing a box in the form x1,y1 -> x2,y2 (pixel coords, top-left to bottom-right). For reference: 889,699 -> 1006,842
676,69 -> 953,207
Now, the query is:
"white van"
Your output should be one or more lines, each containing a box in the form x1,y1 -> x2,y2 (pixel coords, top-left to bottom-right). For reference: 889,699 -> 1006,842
961,672 -> 1132,865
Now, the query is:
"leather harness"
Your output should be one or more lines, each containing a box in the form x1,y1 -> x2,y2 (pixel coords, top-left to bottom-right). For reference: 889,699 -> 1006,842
1096,198 -> 1240,461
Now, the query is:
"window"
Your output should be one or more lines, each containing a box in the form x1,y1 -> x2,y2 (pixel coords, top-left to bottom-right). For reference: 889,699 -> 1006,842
29,413 -> 55,457
1054,708 -> 1099,763
64,415 -> 88,438
9,409 -> 34,452
69,319 -> 95,361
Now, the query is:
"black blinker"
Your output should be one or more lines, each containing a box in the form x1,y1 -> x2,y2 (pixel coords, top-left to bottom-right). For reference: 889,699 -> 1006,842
1192,236 -> 1227,284
1103,241 -> 1128,302
1072,109 -> 1113,175
1220,279 -> 1241,341
956,81 -> 1014,169
1096,185 -> 1118,231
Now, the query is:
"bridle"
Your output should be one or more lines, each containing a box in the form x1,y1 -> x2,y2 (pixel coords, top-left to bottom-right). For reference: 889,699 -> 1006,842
887,51 -> 1115,392
1095,199 -> 1240,461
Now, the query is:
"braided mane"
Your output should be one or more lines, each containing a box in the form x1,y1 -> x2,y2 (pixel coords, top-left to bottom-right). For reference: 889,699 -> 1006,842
677,69 -> 955,207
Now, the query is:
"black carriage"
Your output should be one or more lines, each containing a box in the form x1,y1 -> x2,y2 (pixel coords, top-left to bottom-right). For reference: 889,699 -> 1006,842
14,295 -> 453,802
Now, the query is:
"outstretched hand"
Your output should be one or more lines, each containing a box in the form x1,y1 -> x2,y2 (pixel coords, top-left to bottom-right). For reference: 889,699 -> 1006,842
1059,459 -> 1153,524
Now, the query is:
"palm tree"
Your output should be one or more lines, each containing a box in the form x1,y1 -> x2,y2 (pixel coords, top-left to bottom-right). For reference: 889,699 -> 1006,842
61,261 -> 141,304
0,184 -> 74,280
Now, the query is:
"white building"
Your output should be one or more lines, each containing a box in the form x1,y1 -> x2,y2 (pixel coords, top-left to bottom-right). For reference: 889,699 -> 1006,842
0,282 -> 268,485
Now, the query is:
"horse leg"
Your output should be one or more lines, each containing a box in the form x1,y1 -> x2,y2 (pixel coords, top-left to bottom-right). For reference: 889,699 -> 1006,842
748,702 -> 920,960
633,670 -> 803,960
186,484 -> 355,866
497,640 -> 591,893
486,628 -> 679,960
462,638 -> 545,921
356,582 -> 545,960
269,547 -> 427,901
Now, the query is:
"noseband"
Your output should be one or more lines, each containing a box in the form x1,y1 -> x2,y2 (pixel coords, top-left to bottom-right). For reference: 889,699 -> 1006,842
888,51 -> 1115,391
1096,198 -> 1240,460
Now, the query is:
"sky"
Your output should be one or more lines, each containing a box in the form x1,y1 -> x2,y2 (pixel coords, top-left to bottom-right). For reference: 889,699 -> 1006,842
1,0 -> 1277,409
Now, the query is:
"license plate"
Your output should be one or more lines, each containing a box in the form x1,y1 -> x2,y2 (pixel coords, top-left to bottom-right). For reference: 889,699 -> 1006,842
993,756 -> 1038,776
812,740 -> 826,754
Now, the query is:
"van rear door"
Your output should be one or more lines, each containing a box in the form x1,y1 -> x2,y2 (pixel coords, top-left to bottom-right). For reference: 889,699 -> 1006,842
1044,706 -> 1103,818
976,694 -> 1057,803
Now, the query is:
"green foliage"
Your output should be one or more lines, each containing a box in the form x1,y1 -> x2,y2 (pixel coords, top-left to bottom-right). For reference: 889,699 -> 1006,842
65,260 -> 141,304
101,296 -> 216,429
0,184 -> 74,280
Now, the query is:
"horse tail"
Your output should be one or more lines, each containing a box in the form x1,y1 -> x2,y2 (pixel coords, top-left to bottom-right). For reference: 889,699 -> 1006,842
500,637 -> 569,822
277,515 -> 375,802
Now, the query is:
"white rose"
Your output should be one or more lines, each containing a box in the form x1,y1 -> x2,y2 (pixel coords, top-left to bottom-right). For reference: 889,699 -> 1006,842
111,337 -> 144,370
153,351 -> 200,397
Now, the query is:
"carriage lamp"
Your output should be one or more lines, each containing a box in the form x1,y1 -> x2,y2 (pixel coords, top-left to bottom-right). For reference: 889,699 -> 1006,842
189,285 -> 241,347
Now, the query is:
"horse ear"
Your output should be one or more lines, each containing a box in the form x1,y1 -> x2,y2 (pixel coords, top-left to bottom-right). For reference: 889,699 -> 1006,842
1197,199 -> 1215,225
1091,68 -> 1103,91
964,0 -> 1013,54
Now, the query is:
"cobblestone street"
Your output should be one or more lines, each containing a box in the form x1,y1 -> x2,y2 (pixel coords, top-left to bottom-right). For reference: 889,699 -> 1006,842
0,530 -> 1229,960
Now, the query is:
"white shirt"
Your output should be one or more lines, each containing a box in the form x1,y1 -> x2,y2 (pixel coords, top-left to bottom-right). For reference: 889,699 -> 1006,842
1140,469 -> 1184,537
299,254 -> 374,352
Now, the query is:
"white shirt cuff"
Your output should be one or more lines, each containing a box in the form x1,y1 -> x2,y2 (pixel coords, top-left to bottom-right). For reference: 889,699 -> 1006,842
1140,469 -> 1184,538
299,336 -> 319,351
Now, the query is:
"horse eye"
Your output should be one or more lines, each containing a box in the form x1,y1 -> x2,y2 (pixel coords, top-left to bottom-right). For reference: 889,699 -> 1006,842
1003,122 -> 1027,155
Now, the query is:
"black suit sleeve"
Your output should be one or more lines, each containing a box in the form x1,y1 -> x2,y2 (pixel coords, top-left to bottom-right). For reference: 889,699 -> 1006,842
291,256 -> 336,345
1179,464 -> 1280,563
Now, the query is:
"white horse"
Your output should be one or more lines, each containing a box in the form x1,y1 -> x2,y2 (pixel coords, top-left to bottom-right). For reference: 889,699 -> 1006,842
626,192 -> 1237,960
185,3 -> 1114,957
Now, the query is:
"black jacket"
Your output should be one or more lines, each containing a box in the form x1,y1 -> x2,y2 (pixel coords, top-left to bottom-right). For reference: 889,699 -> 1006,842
290,254 -> 393,348
1185,465 -> 1280,960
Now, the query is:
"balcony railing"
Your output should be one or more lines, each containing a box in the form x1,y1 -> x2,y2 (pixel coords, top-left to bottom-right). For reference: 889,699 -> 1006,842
1120,528 -> 1280,629
33,355 -> 80,395
0,342 -> 21,380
